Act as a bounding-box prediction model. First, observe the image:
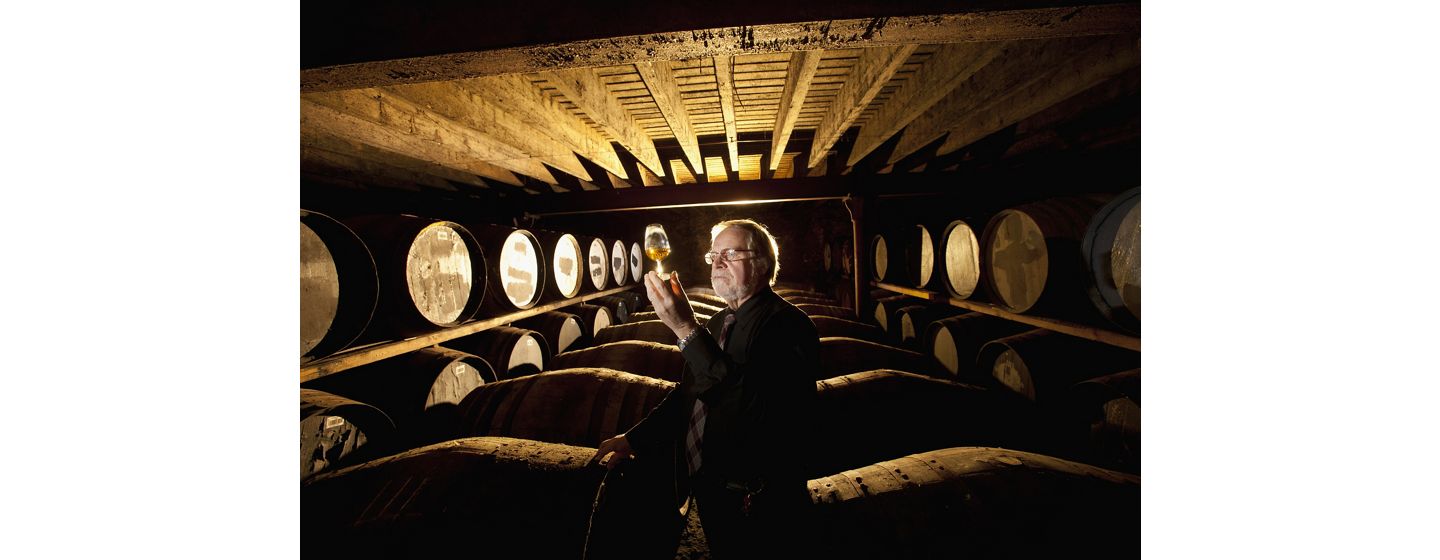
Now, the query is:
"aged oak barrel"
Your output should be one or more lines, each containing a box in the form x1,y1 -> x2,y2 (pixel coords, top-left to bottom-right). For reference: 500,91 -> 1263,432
976,329 -> 1139,403
567,303 -> 613,338
594,320 -> 679,345
303,347 -> 493,447
924,313 -> 1032,378
300,388 -> 395,480
981,194 -> 1114,315
552,341 -> 685,382
468,224 -> 547,311
628,310 -> 713,324
819,337 -> 941,379
1082,187 -> 1141,333
1060,368 -> 1140,473
454,368 -> 674,447
685,291 -> 728,309
939,218 -> 984,299
532,229 -> 586,301
807,447 -> 1139,560
580,235 -> 611,292
302,437 -> 607,560
610,239 -> 630,287
783,295 -> 840,307
513,311 -> 589,355
443,326 -> 550,380
591,295 -> 631,324
809,370 -> 1041,478
342,214 -> 487,341
797,303 -> 858,321
863,294 -> 919,333
300,209 -> 378,360
628,241 -> 645,285
895,304 -> 968,351
811,316 -> 886,344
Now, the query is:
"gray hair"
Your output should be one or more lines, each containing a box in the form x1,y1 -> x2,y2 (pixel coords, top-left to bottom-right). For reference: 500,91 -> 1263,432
710,219 -> 780,287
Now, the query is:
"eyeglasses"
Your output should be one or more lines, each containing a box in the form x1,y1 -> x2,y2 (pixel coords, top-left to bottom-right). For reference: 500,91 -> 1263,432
704,249 -> 757,265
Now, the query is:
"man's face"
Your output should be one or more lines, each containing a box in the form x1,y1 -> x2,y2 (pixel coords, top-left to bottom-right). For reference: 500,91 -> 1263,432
710,227 -> 762,304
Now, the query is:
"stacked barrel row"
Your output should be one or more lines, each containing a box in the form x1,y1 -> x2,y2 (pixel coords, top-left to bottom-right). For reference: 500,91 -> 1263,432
301,210 -> 652,362
302,282 -> 1137,559
868,188 -> 1140,333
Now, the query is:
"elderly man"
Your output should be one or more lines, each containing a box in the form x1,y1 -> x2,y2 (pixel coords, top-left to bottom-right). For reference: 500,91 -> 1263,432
591,218 -> 820,558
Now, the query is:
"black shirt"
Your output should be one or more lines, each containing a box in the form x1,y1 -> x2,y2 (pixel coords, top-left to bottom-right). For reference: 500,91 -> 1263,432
626,287 -> 821,489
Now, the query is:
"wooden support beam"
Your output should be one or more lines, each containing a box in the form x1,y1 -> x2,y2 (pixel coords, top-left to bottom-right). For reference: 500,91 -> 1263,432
635,60 -> 705,179
713,55 -> 741,172
461,74 -> 629,180
807,45 -> 917,169
540,67 -> 667,177
887,35 -> 1126,164
605,169 -> 633,189
301,96 -> 536,187
383,81 -> 593,182
303,4 -> 1141,92
301,131 -> 498,190
933,35 -> 1140,157
769,50 -> 823,170
845,41 -> 1008,167
302,143 -> 456,192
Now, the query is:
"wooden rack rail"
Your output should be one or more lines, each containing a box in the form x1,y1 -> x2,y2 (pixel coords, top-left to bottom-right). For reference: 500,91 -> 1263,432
301,285 -> 635,382
871,281 -> 1140,352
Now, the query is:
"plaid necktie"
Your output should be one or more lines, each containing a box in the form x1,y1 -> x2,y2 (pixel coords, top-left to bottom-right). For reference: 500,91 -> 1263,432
686,313 -> 736,476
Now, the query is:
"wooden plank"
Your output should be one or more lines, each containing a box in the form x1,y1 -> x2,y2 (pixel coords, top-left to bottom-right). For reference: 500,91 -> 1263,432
303,5 -> 1142,92
541,67 -> 667,177
300,96 -> 537,187
301,131 -> 499,189
301,286 -> 635,382
846,41 -> 1008,166
871,282 -> 1139,351
302,143 -> 455,192
933,35 -> 1140,157
605,169 -> 633,189
769,50 -> 823,170
460,74 -> 629,180
635,60 -> 705,178
703,156 -> 728,183
807,45 -> 917,169
713,55 -> 741,171
886,36 -> 1111,164
383,81 -> 594,182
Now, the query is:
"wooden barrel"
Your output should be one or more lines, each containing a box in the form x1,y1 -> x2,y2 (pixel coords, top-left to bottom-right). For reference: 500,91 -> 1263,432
628,241 -> 645,285
591,295 -> 631,324
616,289 -> 649,316
895,304 -> 968,351
784,295 -> 839,307
689,300 -> 723,317
807,447 -> 1139,560
1082,187 -> 1141,332
976,329 -> 1139,403
810,370 -> 1041,478
300,209 -> 378,360
868,230 -> 915,285
443,326 -> 550,380
581,235 -> 611,292
797,303 -> 857,321
300,388 -> 395,480
568,303 -> 614,338
610,239 -> 630,287
342,214 -> 487,341
512,311 -> 589,355
302,437 -> 608,560
924,313 -> 1032,378
468,224 -> 547,311
628,310 -> 714,324
863,294 -> 919,333
938,218 -> 984,299
981,194 -> 1114,315
686,290 -> 728,309
819,337 -> 940,379
1061,368 -> 1140,473
775,287 -> 829,299
533,229 -> 586,301
552,341 -> 684,382
812,316 -> 886,344
454,368 -> 674,447
303,347 -> 494,446
594,320 -> 678,345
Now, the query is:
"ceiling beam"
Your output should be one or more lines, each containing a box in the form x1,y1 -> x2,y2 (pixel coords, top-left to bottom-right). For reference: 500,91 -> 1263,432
932,35 -> 1140,157
540,67 -> 667,178
520,173 -> 955,216
300,131 -> 501,189
713,55 -> 741,172
302,143 -> 458,193
302,4 -> 1141,92
769,50 -> 823,170
382,81 -> 593,183
635,60 -> 705,179
885,35 -> 1116,165
300,96 -> 536,187
460,74 -> 629,180
846,41 -> 1008,167
807,45 -> 916,170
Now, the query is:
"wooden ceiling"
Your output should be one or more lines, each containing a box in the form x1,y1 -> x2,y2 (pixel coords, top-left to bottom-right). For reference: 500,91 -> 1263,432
300,2 -> 1140,208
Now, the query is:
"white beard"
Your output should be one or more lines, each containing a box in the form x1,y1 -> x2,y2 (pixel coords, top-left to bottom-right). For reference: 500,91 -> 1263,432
712,273 -> 755,307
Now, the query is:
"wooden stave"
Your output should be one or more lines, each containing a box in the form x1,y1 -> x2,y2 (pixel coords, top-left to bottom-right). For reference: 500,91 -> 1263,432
593,320 -> 679,346
980,194 -> 1115,316
531,228 -> 587,301
609,239 -> 630,287
578,235 -> 611,292
818,336 -> 942,380
591,295 -> 632,324
895,304 -> 970,352
938,217 -> 985,299
797,303 -> 859,321
341,214 -> 488,342
628,310 -> 713,324
923,312 -> 1034,379
443,325 -> 552,381
811,316 -> 887,344
1081,187 -> 1141,333
566,303 -> 614,339
453,367 -> 674,448
467,223 -> 549,312
552,340 -> 685,383
628,241 -> 646,285
300,209 -> 379,360
300,388 -> 396,481
512,310 -> 590,355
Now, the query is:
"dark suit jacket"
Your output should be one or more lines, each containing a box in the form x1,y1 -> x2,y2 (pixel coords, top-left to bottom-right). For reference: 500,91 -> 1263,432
625,287 -> 821,504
